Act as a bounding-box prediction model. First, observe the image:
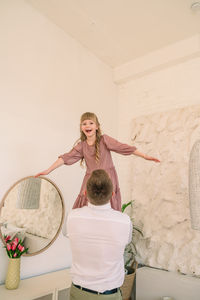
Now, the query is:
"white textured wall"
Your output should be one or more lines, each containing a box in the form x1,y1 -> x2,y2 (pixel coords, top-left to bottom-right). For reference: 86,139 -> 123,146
131,105 -> 200,276
116,40 -> 200,275
0,0 -> 117,284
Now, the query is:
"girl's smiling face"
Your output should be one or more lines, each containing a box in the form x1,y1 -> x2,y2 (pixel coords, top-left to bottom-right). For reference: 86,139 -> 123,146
81,119 -> 98,138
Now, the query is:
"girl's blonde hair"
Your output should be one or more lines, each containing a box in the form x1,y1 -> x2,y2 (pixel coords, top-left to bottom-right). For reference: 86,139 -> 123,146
80,112 -> 102,164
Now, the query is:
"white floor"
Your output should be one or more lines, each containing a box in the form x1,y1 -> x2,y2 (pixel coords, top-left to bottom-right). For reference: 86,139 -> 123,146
136,267 -> 200,300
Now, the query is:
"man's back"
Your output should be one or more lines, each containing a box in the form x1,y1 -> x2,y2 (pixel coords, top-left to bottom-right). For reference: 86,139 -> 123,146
67,202 -> 131,293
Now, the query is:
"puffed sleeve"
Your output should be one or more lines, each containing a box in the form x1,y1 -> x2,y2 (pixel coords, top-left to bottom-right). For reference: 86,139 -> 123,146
58,142 -> 83,165
103,134 -> 137,155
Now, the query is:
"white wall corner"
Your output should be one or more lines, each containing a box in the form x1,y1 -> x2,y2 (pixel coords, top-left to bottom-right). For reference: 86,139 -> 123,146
113,34 -> 200,84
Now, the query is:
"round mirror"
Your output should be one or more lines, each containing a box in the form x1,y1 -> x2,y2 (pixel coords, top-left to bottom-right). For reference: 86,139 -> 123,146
0,176 -> 65,256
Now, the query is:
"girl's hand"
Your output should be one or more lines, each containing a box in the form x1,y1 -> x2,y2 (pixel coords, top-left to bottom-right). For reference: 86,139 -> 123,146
133,150 -> 160,162
34,158 -> 64,178
34,170 -> 49,178
144,155 -> 160,163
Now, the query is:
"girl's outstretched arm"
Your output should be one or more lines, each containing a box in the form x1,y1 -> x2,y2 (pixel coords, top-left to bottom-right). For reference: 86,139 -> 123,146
133,149 -> 160,162
103,135 -> 160,162
35,157 -> 64,177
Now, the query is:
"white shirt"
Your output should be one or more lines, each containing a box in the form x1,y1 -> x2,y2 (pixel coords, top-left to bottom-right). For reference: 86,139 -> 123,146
67,202 -> 132,293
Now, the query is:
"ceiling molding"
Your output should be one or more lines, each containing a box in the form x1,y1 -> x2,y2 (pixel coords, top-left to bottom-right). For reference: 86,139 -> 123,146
113,35 -> 200,84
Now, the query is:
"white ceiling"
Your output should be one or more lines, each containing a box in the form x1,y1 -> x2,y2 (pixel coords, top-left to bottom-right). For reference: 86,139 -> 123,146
26,0 -> 200,67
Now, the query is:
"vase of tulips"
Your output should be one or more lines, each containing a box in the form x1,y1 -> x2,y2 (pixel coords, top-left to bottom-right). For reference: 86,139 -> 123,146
4,235 -> 28,289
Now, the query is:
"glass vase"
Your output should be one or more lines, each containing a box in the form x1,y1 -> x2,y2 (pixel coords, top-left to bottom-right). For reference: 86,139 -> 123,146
5,258 -> 21,289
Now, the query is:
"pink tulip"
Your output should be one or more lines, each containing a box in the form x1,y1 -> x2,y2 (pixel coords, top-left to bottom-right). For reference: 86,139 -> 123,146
7,244 -> 11,251
11,243 -> 17,251
18,244 -> 24,252
13,237 -> 19,245
4,235 -> 11,243
13,253 -> 17,258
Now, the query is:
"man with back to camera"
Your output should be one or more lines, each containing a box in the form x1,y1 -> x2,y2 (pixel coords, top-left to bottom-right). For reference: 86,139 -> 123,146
67,169 -> 132,300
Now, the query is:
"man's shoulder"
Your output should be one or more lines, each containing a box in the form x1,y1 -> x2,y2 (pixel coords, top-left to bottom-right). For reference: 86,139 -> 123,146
109,209 -> 131,224
68,206 -> 89,218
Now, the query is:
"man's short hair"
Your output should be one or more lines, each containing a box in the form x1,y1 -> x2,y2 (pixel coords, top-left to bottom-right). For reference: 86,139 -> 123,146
86,169 -> 113,205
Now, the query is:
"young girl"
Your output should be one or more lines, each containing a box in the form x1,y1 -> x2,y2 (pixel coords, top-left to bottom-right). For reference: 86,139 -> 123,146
35,112 -> 160,211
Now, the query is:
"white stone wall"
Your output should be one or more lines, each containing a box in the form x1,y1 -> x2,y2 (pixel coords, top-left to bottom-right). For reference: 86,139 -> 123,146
131,105 -> 200,276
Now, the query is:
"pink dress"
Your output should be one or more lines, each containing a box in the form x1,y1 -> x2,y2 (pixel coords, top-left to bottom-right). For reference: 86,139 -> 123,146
59,134 -> 137,211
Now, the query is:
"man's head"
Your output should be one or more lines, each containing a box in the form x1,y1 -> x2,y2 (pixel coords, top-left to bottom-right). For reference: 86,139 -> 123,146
86,169 -> 113,205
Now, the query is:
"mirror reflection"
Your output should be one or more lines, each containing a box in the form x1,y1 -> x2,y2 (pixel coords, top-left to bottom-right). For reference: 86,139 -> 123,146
0,177 -> 64,256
